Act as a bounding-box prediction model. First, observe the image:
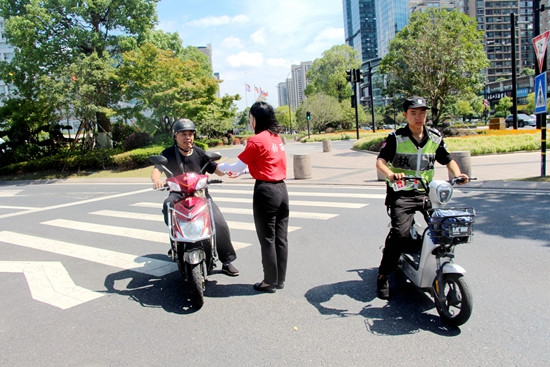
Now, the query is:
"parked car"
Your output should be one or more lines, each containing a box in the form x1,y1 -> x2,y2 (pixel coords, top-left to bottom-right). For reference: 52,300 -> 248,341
505,113 -> 536,128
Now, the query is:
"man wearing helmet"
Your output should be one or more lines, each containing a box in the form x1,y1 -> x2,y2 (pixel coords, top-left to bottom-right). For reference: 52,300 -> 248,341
151,118 -> 239,276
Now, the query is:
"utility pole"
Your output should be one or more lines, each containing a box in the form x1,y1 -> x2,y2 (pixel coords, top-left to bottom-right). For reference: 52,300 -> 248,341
362,57 -> 381,133
533,0 -> 547,176
511,13 -> 518,130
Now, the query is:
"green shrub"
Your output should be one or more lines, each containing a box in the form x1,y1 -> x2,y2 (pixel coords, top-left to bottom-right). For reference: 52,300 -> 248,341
111,123 -> 136,149
112,146 -> 164,170
123,132 -> 153,151
204,138 -> 223,147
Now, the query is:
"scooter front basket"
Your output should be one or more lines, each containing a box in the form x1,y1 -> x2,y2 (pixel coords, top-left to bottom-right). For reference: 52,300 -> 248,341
428,208 -> 475,245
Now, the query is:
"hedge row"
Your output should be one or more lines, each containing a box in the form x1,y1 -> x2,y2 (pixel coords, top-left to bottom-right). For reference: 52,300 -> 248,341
0,141 -> 207,177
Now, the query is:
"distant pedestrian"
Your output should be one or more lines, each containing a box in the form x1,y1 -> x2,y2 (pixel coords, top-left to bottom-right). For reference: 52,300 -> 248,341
218,101 -> 289,293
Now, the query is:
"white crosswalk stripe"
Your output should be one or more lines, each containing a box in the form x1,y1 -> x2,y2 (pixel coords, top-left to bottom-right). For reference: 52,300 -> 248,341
214,196 -> 367,208
211,188 -> 385,199
1,184 -> 378,309
0,231 -> 177,277
129,204 -> 339,220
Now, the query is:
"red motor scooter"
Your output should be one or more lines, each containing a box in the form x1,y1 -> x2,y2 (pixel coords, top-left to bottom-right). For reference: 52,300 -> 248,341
149,152 -> 222,308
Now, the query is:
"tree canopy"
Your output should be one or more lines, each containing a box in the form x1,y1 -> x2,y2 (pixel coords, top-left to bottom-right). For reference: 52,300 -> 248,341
305,44 -> 361,103
378,9 -> 489,127
0,0 -> 239,160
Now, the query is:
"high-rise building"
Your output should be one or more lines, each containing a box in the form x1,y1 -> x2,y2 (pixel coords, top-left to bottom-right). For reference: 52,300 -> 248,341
284,61 -> 312,109
466,1 -> 535,83
277,81 -> 288,108
342,0 -> 378,64
375,0 -> 410,57
409,0 -> 466,13
0,17 -> 16,100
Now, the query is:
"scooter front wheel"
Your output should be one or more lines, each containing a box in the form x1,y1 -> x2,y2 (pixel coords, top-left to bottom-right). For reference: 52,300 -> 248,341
186,263 -> 205,309
433,273 -> 473,327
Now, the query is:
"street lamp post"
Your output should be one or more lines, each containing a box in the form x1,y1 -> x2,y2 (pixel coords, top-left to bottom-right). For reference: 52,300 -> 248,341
286,70 -> 293,134
363,57 -> 381,133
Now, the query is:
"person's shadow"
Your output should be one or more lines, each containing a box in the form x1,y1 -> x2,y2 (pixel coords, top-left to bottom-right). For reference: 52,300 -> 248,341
304,268 -> 461,336
103,255 -> 259,314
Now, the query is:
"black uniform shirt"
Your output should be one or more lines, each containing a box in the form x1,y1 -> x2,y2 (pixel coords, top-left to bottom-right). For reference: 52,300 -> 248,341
161,145 -> 217,176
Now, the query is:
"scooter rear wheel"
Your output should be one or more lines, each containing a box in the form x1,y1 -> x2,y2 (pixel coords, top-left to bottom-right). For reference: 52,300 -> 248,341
187,263 -> 205,308
433,273 -> 473,327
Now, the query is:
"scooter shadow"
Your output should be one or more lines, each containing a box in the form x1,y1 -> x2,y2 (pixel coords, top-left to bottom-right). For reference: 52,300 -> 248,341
304,268 -> 461,336
103,254 -> 205,314
103,256 -> 260,314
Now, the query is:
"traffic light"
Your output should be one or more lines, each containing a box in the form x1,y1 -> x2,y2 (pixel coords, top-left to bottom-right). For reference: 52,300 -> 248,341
346,69 -> 354,83
306,111 -> 311,120
351,94 -> 356,108
355,68 -> 364,83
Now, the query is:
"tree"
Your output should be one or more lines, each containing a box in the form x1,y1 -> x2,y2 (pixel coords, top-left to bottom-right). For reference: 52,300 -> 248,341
295,94 -> 343,133
117,43 -> 220,133
341,102 -> 367,130
275,105 -> 294,131
305,45 -> 361,103
456,100 -> 473,122
494,96 -> 513,117
378,9 -> 489,127
0,0 -> 158,147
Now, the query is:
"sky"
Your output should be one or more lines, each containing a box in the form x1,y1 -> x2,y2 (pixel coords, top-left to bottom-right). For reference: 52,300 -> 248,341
155,0 -> 345,112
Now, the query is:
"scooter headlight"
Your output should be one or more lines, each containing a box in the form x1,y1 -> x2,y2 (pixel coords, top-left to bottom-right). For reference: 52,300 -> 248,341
195,177 -> 208,190
176,216 -> 211,239
167,180 -> 181,192
435,182 -> 453,204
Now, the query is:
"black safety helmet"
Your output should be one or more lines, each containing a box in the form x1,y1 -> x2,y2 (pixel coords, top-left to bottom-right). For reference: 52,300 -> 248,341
172,118 -> 196,135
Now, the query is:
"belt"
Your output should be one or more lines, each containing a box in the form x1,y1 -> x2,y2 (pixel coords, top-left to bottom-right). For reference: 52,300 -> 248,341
256,179 -> 285,184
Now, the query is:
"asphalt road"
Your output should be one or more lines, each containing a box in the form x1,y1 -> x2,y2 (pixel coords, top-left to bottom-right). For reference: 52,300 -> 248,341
0,179 -> 549,366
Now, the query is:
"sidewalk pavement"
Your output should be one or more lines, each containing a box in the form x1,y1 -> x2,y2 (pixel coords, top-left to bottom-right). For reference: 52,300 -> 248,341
274,144 -> 550,192
35,142 -> 549,192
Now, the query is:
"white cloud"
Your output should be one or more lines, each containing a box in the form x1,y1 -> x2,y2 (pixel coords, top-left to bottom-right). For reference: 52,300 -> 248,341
267,58 -> 291,68
251,28 -> 266,45
221,36 -> 245,49
186,14 -> 249,27
226,51 -> 264,67
314,27 -> 345,43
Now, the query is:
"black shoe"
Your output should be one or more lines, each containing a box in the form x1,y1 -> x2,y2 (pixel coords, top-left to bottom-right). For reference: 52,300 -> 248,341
221,263 -> 239,276
377,275 -> 390,299
253,282 -> 276,293
276,282 -> 285,290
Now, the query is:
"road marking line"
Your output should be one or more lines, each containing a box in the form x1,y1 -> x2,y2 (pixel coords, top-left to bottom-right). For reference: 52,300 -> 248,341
0,261 -> 104,310
91,210 -> 162,222
211,188 -> 385,199
0,188 -> 152,220
214,197 -> 367,208
0,231 -> 177,277
89,210 -> 299,232
0,190 -> 24,197
0,205 -> 36,210
42,219 -> 254,250
43,218 -> 169,243
132,202 -> 160,208
226,220 -> 299,232
217,207 -> 339,220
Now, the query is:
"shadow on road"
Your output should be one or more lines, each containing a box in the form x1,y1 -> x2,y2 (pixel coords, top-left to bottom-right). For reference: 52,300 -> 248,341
304,268 -> 461,337
453,192 -> 550,247
103,256 -> 263,314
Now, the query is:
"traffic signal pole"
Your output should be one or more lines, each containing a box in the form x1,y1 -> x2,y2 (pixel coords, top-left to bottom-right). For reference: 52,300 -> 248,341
534,0 -> 546,176
346,68 -> 363,139
353,75 -> 360,139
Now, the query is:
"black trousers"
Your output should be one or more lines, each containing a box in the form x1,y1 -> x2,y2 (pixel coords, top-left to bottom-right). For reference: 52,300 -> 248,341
162,191 -> 237,264
253,180 -> 289,285
378,192 -> 430,276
